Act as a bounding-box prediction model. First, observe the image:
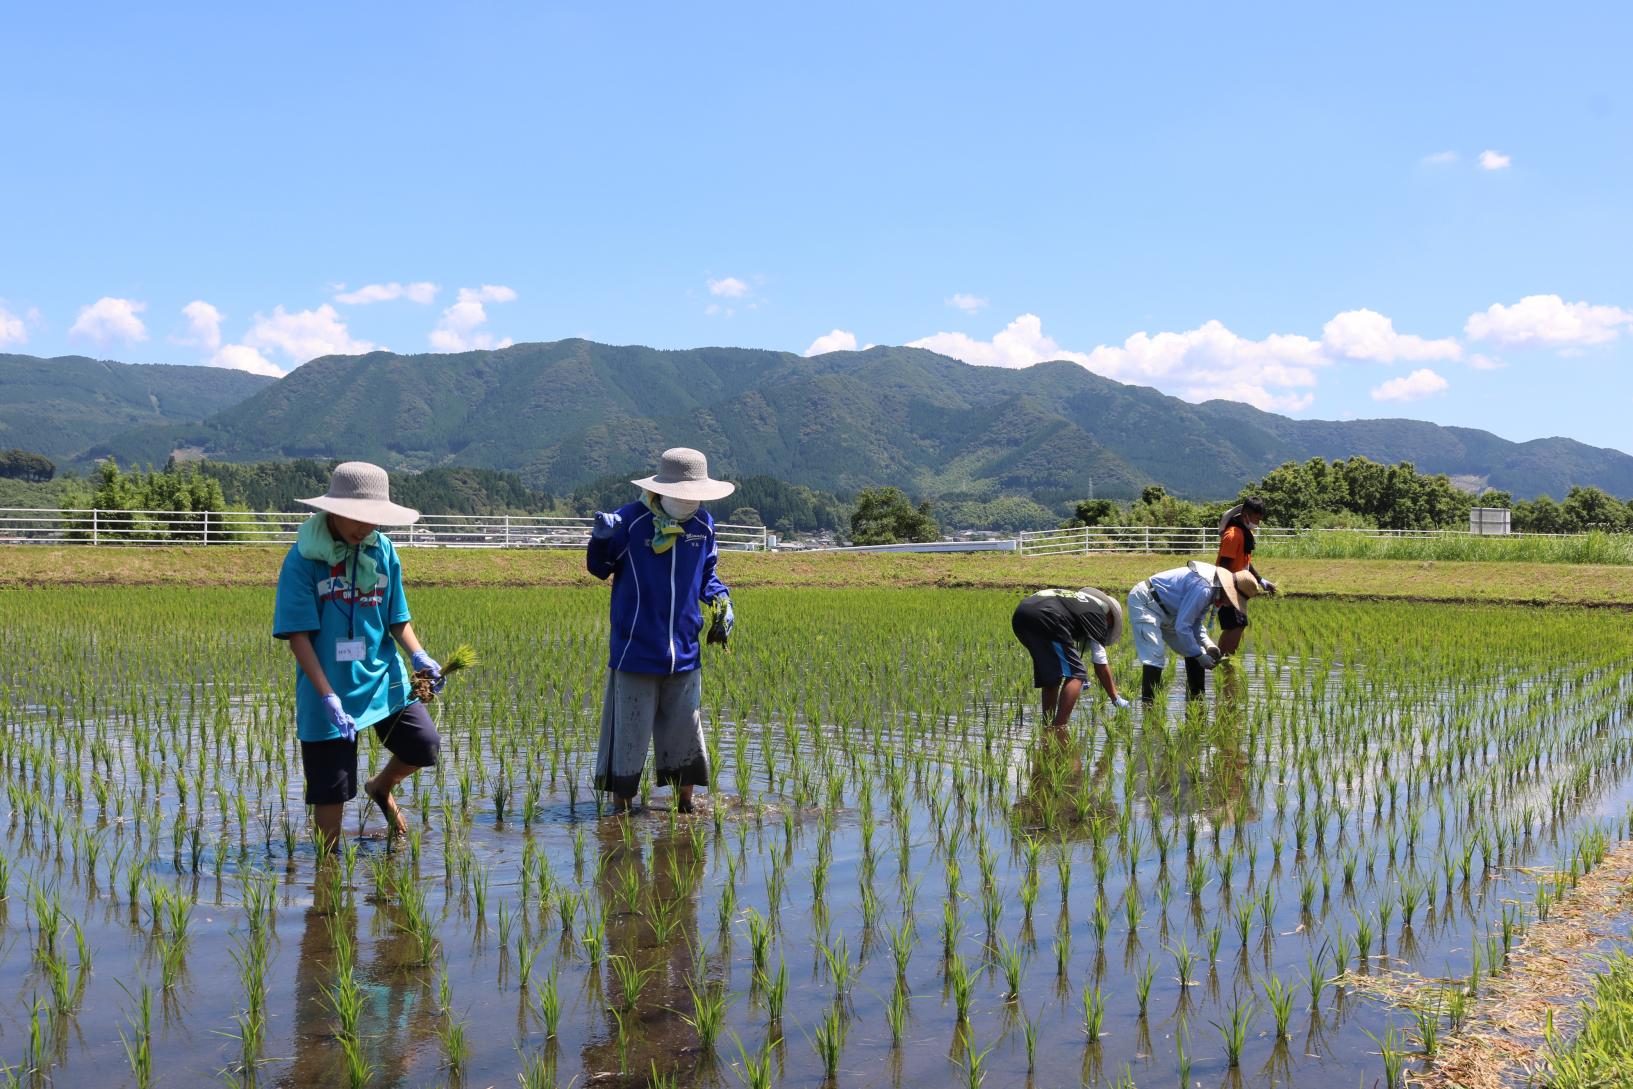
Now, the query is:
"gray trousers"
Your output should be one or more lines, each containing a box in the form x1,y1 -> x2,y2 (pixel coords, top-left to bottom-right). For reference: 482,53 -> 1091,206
593,669 -> 710,798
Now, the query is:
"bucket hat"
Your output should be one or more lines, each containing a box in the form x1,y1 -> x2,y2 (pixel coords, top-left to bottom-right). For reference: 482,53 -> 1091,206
1076,586 -> 1125,645
298,461 -> 421,525
631,447 -> 736,502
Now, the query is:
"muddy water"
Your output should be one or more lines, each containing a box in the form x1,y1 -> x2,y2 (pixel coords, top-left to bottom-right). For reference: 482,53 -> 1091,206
1,592 -> 1631,1088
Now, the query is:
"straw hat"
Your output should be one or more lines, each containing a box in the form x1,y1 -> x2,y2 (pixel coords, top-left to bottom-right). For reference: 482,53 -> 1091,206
298,461 -> 421,525
1189,561 -> 1262,611
1076,586 -> 1125,645
631,447 -> 735,502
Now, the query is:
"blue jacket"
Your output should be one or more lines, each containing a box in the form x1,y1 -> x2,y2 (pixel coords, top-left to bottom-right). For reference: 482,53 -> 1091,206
586,500 -> 730,674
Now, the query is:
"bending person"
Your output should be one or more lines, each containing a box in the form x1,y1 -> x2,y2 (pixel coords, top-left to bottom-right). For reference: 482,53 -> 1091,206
1128,561 -> 1262,703
587,447 -> 735,815
1011,587 -> 1129,733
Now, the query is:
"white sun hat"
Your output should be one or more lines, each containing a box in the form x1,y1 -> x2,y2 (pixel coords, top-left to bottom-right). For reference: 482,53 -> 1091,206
631,447 -> 736,502
298,461 -> 421,525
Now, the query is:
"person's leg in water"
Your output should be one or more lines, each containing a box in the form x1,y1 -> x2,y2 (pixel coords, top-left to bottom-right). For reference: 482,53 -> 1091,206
313,804 -> 344,852
363,756 -> 419,835
595,671 -> 659,816
1140,664 -> 1164,703
1184,656 -> 1207,700
1040,677 -> 1084,743
364,705 -> 441,836
1217,605 -> 1248,657
653,670 -> 709,814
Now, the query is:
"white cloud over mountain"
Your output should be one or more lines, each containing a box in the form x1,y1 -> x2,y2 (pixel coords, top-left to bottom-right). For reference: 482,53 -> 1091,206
1465,294 -> 1631,348
69,297 -> 148,345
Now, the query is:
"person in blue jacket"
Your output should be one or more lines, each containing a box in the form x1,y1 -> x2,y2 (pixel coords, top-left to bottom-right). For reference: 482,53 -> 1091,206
587,447 -> 735,814
272,462 -> 446,848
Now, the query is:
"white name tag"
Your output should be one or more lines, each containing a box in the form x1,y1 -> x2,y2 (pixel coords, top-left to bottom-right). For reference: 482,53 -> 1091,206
334,639 -> 366,662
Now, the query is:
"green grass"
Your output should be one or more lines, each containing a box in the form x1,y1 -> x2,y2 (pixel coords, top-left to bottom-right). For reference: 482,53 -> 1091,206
1258,529 -> 1633,565
3,544 -> 1633,607
1544,952 -> 1633,1088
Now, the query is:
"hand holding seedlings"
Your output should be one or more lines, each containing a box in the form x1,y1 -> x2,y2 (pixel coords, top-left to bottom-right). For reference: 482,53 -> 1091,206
707,594 -> 734,647
412,645 -> 477,703
410,650 -> 444,694
590,511 -> 621,540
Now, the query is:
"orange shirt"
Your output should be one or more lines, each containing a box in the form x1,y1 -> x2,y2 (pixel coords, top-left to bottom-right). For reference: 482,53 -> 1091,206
1217,524 -> 1251,572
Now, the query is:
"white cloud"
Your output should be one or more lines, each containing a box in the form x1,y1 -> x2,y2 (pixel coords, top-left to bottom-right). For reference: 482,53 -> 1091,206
208,344 -> 284,378
805,330 -> 858,356
1371,369 -> 1449,402
946,293 -> 988,313
0,304 -> 26,347
1321,308 -> 1462,363
1465,294 -> 1632,348
69,297 -> 148,346
913,314 -> 1326,412
334,281 -> 440,305
429,285 -> 517,352
174,300 -> 224,351
707,277 -> 749,299
1478,149 -> 1511,170
1421,150 -> 1458,166
911,314 -> 1093,370
243,304 -> 376,364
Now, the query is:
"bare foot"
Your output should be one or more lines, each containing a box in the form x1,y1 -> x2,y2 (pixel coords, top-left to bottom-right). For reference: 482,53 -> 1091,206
363,776 -> 407,836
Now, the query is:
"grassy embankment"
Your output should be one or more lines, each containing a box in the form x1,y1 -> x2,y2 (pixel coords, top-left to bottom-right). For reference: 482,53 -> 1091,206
2,544 -> 1630,608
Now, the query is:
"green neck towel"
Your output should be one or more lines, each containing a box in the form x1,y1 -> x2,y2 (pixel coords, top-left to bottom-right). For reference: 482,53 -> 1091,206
643,492 -> 685,554
297,513 -> 381,593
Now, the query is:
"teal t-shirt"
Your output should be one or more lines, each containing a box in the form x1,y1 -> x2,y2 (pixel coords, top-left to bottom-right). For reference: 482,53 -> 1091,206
272,534 -> 414,742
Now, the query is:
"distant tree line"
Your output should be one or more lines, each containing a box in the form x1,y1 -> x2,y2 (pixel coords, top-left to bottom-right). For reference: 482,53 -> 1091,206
0,449 -> 55,482
1063,457 -> 1633,534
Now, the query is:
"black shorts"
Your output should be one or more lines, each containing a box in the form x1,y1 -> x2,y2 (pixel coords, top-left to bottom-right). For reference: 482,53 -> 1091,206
1012,602 -> 1087,689
300,702 -> 441,805
1218,604 -> 1249,632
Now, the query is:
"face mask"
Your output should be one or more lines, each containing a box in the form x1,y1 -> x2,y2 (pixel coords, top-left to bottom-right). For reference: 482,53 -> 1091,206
660,496 -> 700,521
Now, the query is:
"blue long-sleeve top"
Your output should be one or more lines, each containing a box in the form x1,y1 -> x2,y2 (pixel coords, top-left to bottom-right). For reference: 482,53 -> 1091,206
1146,563 -> 1220,659
586,500 -> 729,674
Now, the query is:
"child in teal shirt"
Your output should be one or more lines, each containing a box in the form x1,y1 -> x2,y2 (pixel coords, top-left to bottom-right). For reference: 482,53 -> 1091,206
273,462 -> 444,847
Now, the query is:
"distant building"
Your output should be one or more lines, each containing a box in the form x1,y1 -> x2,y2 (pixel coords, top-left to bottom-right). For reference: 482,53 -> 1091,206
1469,507 -> 1511,536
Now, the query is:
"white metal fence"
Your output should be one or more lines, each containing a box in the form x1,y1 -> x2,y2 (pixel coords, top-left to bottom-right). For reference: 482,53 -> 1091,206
0,508 -> 770,551
1014,524 -> 1586,556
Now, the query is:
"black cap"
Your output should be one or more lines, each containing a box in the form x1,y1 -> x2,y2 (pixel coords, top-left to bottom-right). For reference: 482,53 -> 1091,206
1242,496 -> 1267,517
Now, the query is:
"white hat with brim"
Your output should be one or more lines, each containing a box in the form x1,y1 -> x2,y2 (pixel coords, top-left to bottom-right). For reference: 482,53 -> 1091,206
1077,586 -> 1125,646
631,447 -> 736,503
299,461 -> 421,526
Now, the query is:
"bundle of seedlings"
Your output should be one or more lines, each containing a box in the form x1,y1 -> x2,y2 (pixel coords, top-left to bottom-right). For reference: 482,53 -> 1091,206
412,644 -> 478,702
706,600 -> 731,649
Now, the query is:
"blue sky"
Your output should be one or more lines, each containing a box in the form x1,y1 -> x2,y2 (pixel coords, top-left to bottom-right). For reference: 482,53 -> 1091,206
3,2 -> 1630,454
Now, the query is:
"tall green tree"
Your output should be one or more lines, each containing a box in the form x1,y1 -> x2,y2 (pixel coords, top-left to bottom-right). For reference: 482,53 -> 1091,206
849,487 -> 940,544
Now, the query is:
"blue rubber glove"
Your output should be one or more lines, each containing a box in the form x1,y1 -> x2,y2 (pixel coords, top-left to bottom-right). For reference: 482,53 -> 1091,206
1112,696 -> 1131,709
590,511 -> 621,540
716,594 -> 734,637
411,650 -> 445,694
322,693 -> 357,742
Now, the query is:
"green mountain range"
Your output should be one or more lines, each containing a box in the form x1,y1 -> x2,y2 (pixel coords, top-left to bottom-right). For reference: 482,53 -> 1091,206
0,353 -> 273,465
7,341 -> 1631,501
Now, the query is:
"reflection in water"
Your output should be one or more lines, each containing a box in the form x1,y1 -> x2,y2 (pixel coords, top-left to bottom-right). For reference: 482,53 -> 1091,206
276,864 -> 436,1089
580,818 -> 714,1087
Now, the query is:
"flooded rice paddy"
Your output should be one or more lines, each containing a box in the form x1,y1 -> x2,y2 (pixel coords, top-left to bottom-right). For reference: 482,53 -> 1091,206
0,586 -> 1630,1088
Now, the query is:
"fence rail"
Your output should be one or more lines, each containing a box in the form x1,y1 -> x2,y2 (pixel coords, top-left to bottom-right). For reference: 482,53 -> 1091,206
0,508 -> 770,551
1014,524 -> 1589,556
